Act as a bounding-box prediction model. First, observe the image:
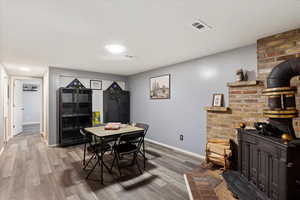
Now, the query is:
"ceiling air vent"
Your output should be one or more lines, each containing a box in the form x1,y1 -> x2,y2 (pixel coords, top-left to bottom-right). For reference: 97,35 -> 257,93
191,20 -> 211,32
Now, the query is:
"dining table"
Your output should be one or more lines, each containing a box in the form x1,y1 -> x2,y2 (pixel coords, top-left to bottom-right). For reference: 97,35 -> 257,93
85,125 -> 144,138
84,125 -> 144,183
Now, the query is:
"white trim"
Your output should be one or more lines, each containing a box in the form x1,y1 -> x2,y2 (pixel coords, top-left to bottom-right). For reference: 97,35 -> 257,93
48,143 -> 59,147
23,122 -> 40,125
144,138 -> 205,160
0,147 -> 4,157
184,174 -> 194,200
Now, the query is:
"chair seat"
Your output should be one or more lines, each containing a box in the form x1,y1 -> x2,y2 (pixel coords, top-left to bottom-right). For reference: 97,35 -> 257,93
114,143 -> 138,154
87,143 -> 111,153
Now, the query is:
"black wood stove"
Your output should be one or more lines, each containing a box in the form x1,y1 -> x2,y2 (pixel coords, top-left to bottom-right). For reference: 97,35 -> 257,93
223,58 -> 300,200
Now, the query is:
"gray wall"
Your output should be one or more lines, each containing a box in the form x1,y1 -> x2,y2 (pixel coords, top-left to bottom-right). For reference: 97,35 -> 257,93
48,67 -> 128,145
128,44 -> 257,156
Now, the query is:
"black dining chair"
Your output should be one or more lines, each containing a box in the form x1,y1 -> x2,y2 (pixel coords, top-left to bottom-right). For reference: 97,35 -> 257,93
135,123 -> 149,169
80,129 -> 91,167
80,129 -> 113,184
80,124 -> 116,166
110,131 -> 145,176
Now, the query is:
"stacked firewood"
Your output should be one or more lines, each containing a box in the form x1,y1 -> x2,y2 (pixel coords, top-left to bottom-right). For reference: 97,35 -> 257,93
206,138 -> 232,170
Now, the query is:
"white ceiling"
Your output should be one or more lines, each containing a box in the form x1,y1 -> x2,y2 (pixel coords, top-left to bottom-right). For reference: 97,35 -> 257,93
1,0 -> 300,76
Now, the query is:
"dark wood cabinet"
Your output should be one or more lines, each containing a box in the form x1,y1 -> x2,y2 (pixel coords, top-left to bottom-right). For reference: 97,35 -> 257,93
103,82 -> 130,124
59,87 -> 92,146
238,129 -> 300,200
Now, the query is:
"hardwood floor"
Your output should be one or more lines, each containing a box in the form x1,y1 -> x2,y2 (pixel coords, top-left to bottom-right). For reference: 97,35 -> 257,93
0,133 -> 202,200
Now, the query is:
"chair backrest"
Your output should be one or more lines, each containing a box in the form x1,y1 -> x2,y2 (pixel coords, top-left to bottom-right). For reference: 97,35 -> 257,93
80,129 -> 86,136
119,131 -> 145,148
81,127 -> 116,147
80,128 -> 94,143
135,123 -> 149,137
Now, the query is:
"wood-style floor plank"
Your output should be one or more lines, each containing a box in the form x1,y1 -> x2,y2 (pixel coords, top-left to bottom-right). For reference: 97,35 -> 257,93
0,133 -> 203,200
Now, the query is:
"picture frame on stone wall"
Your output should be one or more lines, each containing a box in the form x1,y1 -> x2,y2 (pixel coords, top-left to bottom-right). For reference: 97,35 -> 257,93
212,93 -> 224,107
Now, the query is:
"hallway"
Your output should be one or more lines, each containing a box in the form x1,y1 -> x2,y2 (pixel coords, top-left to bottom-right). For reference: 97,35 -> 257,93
0,133 -> 200,200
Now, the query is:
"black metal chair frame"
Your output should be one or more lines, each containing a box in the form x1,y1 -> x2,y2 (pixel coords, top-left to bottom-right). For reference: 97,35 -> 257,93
80,129 -> 90,167
135,123 -> 149,169
110,131 -> 145,176
80,129 -> 114,184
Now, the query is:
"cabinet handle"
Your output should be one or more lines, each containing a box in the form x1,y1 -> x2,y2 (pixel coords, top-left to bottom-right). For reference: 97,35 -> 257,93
287,162 -> 294,168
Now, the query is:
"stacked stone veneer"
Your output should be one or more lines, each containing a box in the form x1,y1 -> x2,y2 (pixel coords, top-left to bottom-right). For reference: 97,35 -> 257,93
207,28 -> 300,141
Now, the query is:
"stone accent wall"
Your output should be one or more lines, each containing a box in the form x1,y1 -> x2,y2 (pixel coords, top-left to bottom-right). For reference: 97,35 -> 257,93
228,83 -> 265,128
257,29 -> 300,81
206,28 -> 300,141
207,82 -> 266,142
207,111 -> 234,140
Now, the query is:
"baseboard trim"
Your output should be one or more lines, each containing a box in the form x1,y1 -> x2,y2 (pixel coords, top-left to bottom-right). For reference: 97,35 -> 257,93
184,174 -> 194,200
0,147 -> 4,157
144,138 -> 205,160
23,122 -> 40,125
48,143 -> 59,147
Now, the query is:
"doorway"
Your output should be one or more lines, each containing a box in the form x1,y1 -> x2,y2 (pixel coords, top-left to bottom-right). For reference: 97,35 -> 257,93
12,78 -> 43,136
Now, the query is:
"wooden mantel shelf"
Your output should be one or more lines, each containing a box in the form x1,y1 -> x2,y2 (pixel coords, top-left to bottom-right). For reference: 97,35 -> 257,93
227,80 -> 261,87
204,106 -> 230,112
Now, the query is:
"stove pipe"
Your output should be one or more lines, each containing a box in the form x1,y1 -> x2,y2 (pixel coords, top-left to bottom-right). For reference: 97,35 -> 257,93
263,58 -> 300,138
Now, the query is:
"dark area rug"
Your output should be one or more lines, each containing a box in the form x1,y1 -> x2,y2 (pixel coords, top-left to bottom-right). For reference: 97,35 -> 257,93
184,163 -> 236,200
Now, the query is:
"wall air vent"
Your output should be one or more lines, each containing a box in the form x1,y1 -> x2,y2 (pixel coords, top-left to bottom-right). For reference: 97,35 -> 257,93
191,20 -> 211,32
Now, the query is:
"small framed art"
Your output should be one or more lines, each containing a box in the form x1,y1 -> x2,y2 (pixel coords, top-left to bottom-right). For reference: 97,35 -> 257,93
90,80 -> 102,90
212,93 -> 224,107
150,74 -> 170,99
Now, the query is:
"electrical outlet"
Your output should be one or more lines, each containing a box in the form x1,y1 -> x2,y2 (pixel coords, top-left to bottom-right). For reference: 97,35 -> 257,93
180,134 -> 184,141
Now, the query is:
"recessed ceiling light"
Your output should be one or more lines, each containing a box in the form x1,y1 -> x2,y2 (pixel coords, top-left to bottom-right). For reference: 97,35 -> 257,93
105,44 -> 126,55
19,67 -> 31,71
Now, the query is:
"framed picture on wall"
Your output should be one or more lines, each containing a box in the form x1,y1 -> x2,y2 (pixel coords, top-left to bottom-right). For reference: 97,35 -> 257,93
212,93 -> 224,107
90,80 -> 102,90
150,74 -> 170,99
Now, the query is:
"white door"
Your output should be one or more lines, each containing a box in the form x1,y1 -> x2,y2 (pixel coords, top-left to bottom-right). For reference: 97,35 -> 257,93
13,79 -> 23,135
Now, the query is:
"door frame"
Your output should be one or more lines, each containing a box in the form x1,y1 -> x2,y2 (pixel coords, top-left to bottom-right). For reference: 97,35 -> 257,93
1,72 -> 9,145
9,76 -> 44,138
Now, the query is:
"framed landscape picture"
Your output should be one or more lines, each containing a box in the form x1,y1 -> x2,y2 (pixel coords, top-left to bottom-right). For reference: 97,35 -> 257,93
150,74 -> 170,99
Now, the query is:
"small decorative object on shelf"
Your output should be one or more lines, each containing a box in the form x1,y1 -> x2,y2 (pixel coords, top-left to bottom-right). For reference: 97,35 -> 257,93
236,69 -> 248,81
212,93 -> 224,107
239,122 -> 246,129
281,133 -> 293,144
